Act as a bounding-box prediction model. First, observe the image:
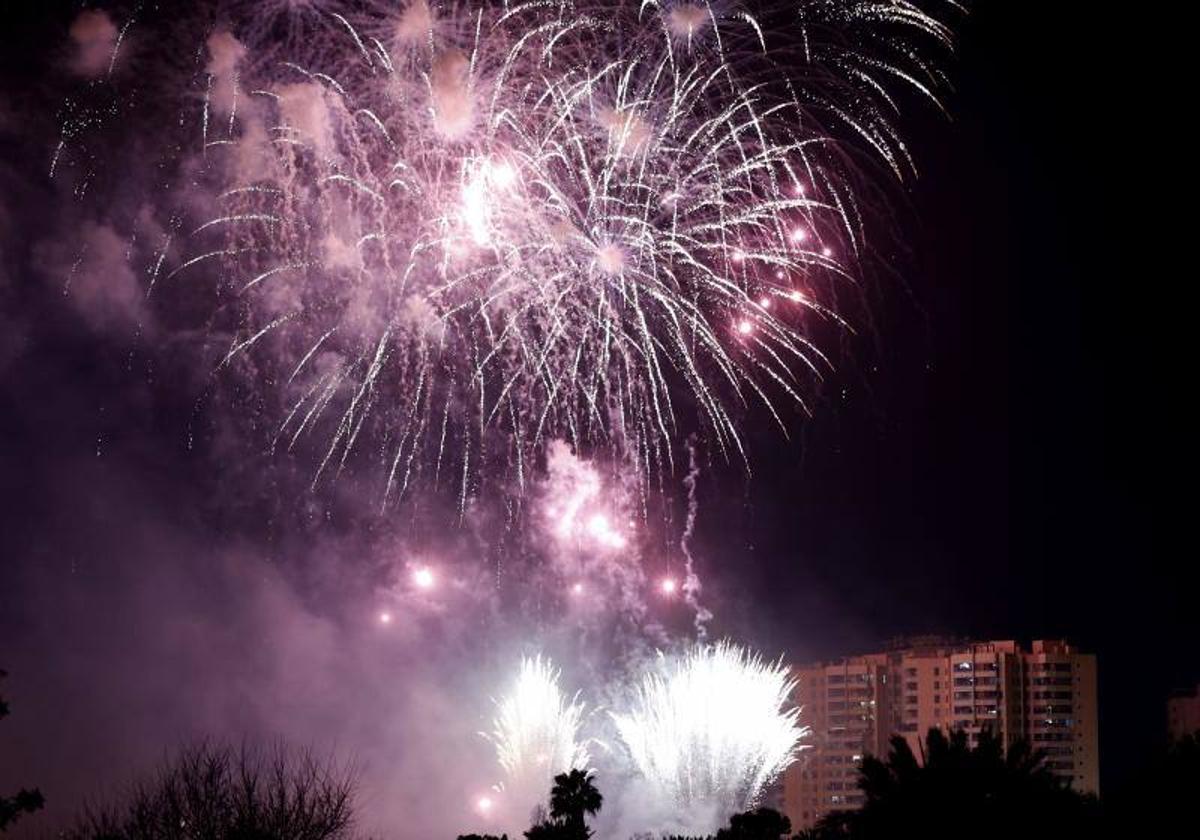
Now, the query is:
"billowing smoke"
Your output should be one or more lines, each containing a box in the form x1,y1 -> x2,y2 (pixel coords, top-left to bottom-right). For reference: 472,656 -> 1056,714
67,10 -> 119,78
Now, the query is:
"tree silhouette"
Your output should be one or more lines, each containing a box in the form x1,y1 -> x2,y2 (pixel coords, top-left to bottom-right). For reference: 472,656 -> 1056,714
714,806 -> 792,839
523,770 -> 602,840
803,727 -> 1099,840
523,823 -> 573,840
58,741 -> 362,840
0,670 -> 44,833
1107,731 -> 1200,836
549,769 -> 602,831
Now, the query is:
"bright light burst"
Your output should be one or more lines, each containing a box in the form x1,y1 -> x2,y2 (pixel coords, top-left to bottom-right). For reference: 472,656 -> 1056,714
78,0 -> 959,502
542,439 -> 630,552
611,640 -> 806,816
488,656 -> 591,823
412,565 -> 436,589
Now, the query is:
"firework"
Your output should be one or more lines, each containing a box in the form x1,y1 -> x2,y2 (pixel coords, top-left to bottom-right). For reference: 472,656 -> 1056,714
57,0 -> 957,501
611,641 -> 806,818
488,656 -> 591,825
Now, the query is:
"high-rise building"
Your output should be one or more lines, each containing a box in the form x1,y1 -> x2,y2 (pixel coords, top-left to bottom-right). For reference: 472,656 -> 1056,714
1167,684 -> 1200,741
782,638 -> 1099,832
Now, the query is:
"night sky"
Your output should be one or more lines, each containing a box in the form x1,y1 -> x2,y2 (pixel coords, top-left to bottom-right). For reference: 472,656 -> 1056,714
0,1 -> 1183,837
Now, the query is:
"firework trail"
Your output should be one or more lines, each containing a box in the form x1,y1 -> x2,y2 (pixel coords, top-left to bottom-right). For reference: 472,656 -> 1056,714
679,434 -> 712,639
487,656 -> 591,826
55,0 -> 958,504
611,640 -> 806,818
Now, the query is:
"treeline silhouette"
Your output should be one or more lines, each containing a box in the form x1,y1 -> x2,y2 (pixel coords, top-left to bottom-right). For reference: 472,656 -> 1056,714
1,670 -> 44,832
54,742 -> 360,840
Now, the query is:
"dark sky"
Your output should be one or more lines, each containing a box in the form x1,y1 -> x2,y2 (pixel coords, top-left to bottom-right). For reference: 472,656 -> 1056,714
0,0 -> 1184,834
703,0 -> 1182,793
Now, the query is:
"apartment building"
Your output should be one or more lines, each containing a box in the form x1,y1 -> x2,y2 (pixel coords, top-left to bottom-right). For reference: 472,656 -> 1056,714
1168,683 -> 1200,741
782,638 -> 1098,832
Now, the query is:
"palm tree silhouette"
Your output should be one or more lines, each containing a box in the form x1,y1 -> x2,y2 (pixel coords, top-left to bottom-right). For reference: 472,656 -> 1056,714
548,769 -> 602,836
523,769 -> 602,839
804,727 -> 1099,840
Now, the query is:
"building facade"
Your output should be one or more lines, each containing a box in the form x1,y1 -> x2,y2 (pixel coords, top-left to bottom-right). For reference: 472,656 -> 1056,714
782,638 -> 1099,832
1168,684 -> 1200,741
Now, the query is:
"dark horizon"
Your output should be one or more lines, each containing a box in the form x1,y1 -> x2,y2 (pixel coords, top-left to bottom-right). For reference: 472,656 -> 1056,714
0,2 -> 1182,837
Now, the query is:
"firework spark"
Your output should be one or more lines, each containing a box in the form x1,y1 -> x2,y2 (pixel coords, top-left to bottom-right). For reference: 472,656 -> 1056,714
57,0 -> 958,502
611,640 -> 806,818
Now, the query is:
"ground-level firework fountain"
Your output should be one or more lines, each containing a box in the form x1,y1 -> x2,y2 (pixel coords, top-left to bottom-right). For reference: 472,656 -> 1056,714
487,656 -> 591,831
612,642 -> 806,823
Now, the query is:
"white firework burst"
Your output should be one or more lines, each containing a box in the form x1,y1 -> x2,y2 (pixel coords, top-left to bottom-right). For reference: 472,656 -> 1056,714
488,656 -> 591,823
611,640 -> 807,817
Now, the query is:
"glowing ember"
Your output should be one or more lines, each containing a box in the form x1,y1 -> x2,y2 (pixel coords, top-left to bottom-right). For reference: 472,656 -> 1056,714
412,567 -> 435,590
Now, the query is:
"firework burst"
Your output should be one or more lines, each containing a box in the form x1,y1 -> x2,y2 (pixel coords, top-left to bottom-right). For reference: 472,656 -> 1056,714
611,640 -> 806,816
487,656 -> 591,824
56,1 -> 958,503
